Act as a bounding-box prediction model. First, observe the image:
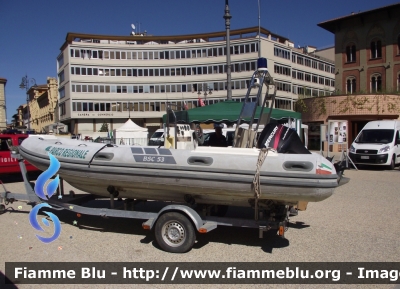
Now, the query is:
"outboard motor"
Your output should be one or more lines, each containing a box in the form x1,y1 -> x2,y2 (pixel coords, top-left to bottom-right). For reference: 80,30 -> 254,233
258,123 -> 311,154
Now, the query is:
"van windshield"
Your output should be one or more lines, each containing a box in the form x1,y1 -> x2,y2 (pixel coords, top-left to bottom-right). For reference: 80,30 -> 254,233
151,132 -> 164,139
355,129 -> 394,144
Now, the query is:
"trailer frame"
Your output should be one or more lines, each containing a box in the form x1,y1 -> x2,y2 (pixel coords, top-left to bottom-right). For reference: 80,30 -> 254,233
0,151 -> 289,253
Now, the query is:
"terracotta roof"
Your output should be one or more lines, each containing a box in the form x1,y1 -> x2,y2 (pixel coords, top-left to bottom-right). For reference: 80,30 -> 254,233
318,2 -> 400,33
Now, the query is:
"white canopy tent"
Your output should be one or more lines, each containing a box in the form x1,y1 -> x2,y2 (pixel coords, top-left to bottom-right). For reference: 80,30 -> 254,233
113,119 -> 148,146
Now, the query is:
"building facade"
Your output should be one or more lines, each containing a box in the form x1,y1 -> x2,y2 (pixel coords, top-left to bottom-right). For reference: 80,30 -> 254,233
300,3 -> 400,150
28,77 -> 59,132
0,78 -> 7,131
12,78 -> 59,133
13,105 -> 25,129
57,26 -> 335,137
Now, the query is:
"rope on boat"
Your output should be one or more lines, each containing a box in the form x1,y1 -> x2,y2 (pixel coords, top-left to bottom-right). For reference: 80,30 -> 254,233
252,148 -> 270,221
252,148 -> 270,199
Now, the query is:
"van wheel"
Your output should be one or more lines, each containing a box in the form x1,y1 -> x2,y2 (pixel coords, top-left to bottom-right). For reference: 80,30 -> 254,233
155,212 -> 196,253
389,156 -> 395,170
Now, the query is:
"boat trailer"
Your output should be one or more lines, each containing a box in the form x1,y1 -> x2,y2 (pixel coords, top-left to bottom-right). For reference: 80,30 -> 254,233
0,151 -> 290,253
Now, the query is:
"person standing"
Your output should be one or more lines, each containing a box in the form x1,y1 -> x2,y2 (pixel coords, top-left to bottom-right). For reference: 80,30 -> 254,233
208,124 -> 227,147
192,124 -> 205,145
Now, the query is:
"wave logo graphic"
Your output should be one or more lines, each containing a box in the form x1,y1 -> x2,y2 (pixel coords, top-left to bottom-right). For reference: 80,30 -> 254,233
28,153 -> 62,243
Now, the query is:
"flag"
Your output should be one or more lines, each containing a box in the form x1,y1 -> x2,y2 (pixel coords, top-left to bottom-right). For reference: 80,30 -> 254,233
198,98 -> 205,107
183,101 -> 189,110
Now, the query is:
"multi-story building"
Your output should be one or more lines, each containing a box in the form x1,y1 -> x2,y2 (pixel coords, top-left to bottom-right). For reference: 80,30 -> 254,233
57,26 -> 335,136
12,105 -> 25,129
0,77 -> 7,131
28,77 -> 59,132
301,3 -> 400,150
12,78 -> 59,133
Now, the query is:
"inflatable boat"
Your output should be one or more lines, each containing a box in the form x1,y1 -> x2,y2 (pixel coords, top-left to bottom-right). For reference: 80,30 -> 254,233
18,123 -> 341,208
18,58 -> 346,210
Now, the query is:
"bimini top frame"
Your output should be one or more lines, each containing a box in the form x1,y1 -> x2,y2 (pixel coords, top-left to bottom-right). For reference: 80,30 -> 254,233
233,57 -> 277,148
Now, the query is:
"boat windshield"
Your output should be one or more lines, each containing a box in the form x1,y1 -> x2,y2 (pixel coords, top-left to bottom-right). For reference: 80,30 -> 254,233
355,129 -> 394,144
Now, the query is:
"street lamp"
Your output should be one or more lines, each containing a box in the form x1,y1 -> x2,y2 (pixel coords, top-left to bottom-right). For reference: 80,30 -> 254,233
224,0 -> 232,100
203,87 -> 213,103
19,74 -> 37,131
197,87 -> 213,105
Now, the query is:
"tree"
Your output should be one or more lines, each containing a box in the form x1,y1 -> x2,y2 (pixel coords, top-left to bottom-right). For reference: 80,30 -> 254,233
99,121 -> 109,132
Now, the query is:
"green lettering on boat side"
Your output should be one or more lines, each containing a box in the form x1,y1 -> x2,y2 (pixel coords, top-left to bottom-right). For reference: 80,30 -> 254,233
46,147 -> 89,159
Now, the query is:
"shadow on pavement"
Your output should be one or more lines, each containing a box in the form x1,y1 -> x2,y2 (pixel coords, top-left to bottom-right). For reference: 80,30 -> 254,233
1,198 -> 310,253
0,271 -> 18,289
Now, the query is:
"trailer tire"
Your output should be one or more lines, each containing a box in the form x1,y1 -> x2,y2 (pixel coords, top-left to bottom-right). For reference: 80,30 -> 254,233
155,212 -> 195,253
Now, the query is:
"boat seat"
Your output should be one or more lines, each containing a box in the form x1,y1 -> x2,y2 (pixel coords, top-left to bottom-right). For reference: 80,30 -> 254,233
233,127 -> 256,148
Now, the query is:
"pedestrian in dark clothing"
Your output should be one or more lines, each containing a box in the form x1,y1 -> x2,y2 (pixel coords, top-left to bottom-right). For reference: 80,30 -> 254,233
208,124 -> 227,147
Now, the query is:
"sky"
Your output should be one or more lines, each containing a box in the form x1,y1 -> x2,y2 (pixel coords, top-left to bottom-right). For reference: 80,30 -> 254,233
1,0 -> 398,123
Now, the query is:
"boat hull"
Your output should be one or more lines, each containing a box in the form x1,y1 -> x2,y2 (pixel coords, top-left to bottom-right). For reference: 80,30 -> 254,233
19,137 -> 339,207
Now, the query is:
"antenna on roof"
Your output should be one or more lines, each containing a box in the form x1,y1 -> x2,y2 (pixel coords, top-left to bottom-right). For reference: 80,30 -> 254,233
131,24 -> 136,35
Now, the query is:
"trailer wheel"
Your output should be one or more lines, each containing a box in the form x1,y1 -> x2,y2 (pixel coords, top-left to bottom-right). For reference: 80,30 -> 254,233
155,212 -> 195,253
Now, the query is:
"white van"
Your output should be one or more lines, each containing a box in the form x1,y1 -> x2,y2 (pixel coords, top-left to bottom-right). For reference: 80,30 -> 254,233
148,129 -> 164,146
202,128 -> 236,146
349,120 -> 400,169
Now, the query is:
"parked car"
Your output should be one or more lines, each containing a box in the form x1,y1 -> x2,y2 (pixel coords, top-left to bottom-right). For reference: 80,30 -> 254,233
93,137 -> 113,144
0,134 -> 38,174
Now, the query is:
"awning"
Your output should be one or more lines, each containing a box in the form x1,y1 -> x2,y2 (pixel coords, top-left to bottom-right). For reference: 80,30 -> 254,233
162,100 -> 301,124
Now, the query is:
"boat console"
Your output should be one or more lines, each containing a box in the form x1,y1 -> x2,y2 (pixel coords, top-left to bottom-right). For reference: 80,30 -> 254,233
164,124 -> 195,150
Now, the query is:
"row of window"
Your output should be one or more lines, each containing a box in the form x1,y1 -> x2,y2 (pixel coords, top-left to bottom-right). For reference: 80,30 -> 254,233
69,61 -> 257,77
274,47 -> 290,60
345,73 -> 400,94
275,99 -> 292,110
292,69 -> 335,86
68,42 -> 259,62
345,41 -> 382,63
344,37 -> 400,63
292,53 -> 335,73
66,65 -> 333,93
274,46 -> 334,74
67,96 -> 295,114
68,97 -> 261,114
274,64 -> 291,76
65,77 -> 334,97
275,81 -> 292,92
292,85 -> 332,97
60,97 -> 293,115
68,79 -> 254,96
